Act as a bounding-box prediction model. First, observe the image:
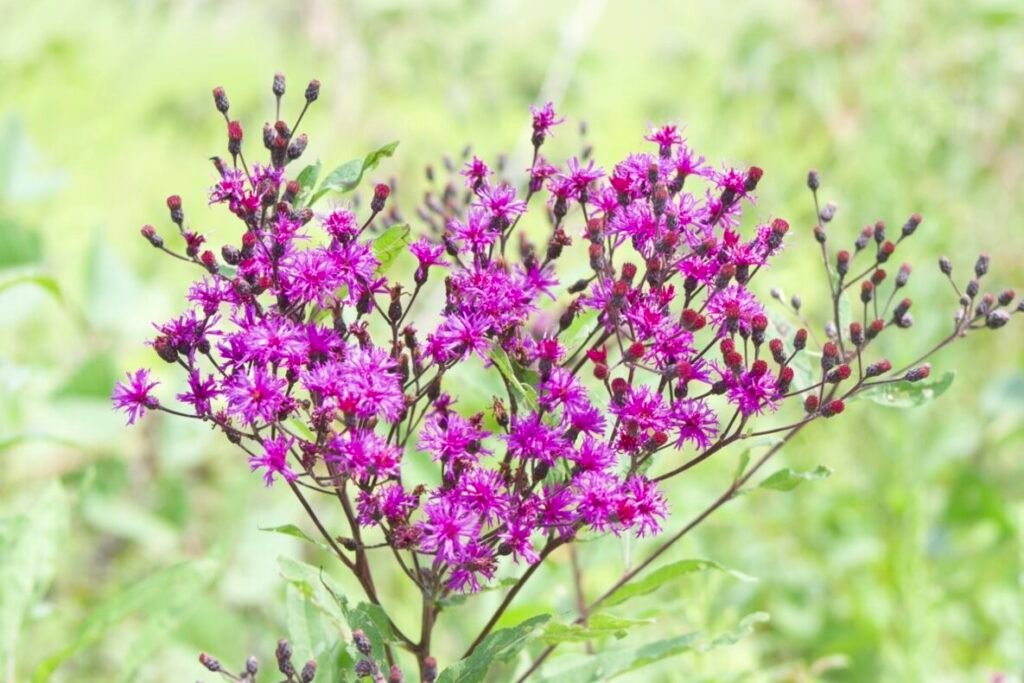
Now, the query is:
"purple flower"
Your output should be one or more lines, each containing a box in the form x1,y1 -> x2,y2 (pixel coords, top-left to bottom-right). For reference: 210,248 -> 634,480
672,399 -> 718,450
224,367 -> 289,426
417,498 -> 480,564
475,184 -> 527,224
328,430 -> 401,482
112,369 -> 159,425
248,434 -> 298,486
706,284 -> 765,336
530,102 -> 564,140
447,542 -> 496,593
460,156 -> 491,188
177,370 -> 220,417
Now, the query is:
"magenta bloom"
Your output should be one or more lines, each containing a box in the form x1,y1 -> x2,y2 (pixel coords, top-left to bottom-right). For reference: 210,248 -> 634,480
248,434 -> 298,487
529,101 -> 564,140
112,369 -> 159,425
418,499 -> 480,564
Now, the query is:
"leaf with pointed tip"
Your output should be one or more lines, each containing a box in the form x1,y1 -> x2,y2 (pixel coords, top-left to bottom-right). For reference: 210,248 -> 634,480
856,370 -> 955,408
313,141 -> 399,202
758,465 -> 832,491
541,613 -> 652,644
372,223 -> 411,275
436,614 -> 551,683
603,559 -> 757,609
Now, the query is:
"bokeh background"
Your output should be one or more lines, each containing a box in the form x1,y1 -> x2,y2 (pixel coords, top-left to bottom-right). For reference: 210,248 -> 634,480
2,1 -> 1023,681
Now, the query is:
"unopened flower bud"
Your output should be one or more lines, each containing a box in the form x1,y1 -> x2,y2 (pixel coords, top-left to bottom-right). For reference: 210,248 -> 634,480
849,321 -> 864,347
353,629 -> 372,656
939,256 -> 952,275
966,279 -> 979,299
986,310 -> 1010,329
901,212 -> 922,237
904,364 -> 931,382
744,166 -> 763,192
877,240 -> 895,263
199,653 -> 221,672
807,169 -> 820,191
167,195 -> 184,225
836,250 -> 850,277
974,254 -> 990,278
423,656 -> 438,683
246,656 -> 259,675
305,79 -> 321,103
794,328 -> 808,351
273,72 -> 286,97
288,133 -> 308,161
896,263 -> 911,288
819,201 -> 837,223
211,86 -> 229,113
300,660 -> 317,683
372,183 -> 391,213
821,399 -> 845,417
140,224 -> 163,248
860,281 -> 874,303
865,359 -> 892,378
804,395 -> 819,413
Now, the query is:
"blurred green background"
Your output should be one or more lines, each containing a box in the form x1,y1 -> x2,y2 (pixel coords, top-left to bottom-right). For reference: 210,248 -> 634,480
2,0 -> 1023,681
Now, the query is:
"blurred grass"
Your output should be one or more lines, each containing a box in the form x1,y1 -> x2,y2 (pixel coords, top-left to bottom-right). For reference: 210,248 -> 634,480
1,0 -> 1023,681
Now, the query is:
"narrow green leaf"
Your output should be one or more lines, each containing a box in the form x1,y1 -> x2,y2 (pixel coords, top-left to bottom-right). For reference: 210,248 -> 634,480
295,160 -> 323,207
0,269 -> 62,302
535,633 -> 700,682
1,483 -> 68,672
856,370 -> 955,408
32,560 -> 217,681
260,523 -> 328,550
436,614 -> 550,683
54,353 -> 116,400
603,559 -> 757,609
314,141 -> 400,201
561,309 -> 600,354
489,345 -> 539,412
372,223 -> 411,275
541,613 -> 651,644
700,611 -> 770,651
758,465 -> 832,491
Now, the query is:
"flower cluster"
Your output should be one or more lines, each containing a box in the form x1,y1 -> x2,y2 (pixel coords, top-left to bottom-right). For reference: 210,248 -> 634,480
117,75 -> 1018,676
198,638 -> 316,683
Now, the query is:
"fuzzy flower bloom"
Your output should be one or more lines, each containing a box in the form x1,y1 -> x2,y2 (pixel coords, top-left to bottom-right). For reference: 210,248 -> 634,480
249,434 -> 298,486
112,369 -> 159,425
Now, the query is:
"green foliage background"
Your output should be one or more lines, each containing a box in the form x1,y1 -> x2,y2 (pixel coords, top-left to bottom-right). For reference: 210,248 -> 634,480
2,1 -> 1023,681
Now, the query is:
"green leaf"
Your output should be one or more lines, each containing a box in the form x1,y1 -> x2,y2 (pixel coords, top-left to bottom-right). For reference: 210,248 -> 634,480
1,483 -> 68,673
856,370 -> 955,409
561,309 -> 600,354
701,611 -> 770,651
436,614 -> 551,683
603,559 -> 757,609
733,435 -> 783,481
295,159 -> 323,207
541,613 -> 651,644
0,268 -> 62,302
372,223 -> 411,275
32,559 -> 217,681
260,523 -> 328,550
54,353 -> 116,400
287,586 -> 336,664
313,140 -> 400,202
278,558 -> 398,663
535,633 -> 700,683
488,345 -> 539,412
0,217 -> 43,267
757,465 -> 832,492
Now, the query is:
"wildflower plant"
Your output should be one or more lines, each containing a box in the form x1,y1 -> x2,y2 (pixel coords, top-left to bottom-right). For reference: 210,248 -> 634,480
115,74 -> 1020,681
